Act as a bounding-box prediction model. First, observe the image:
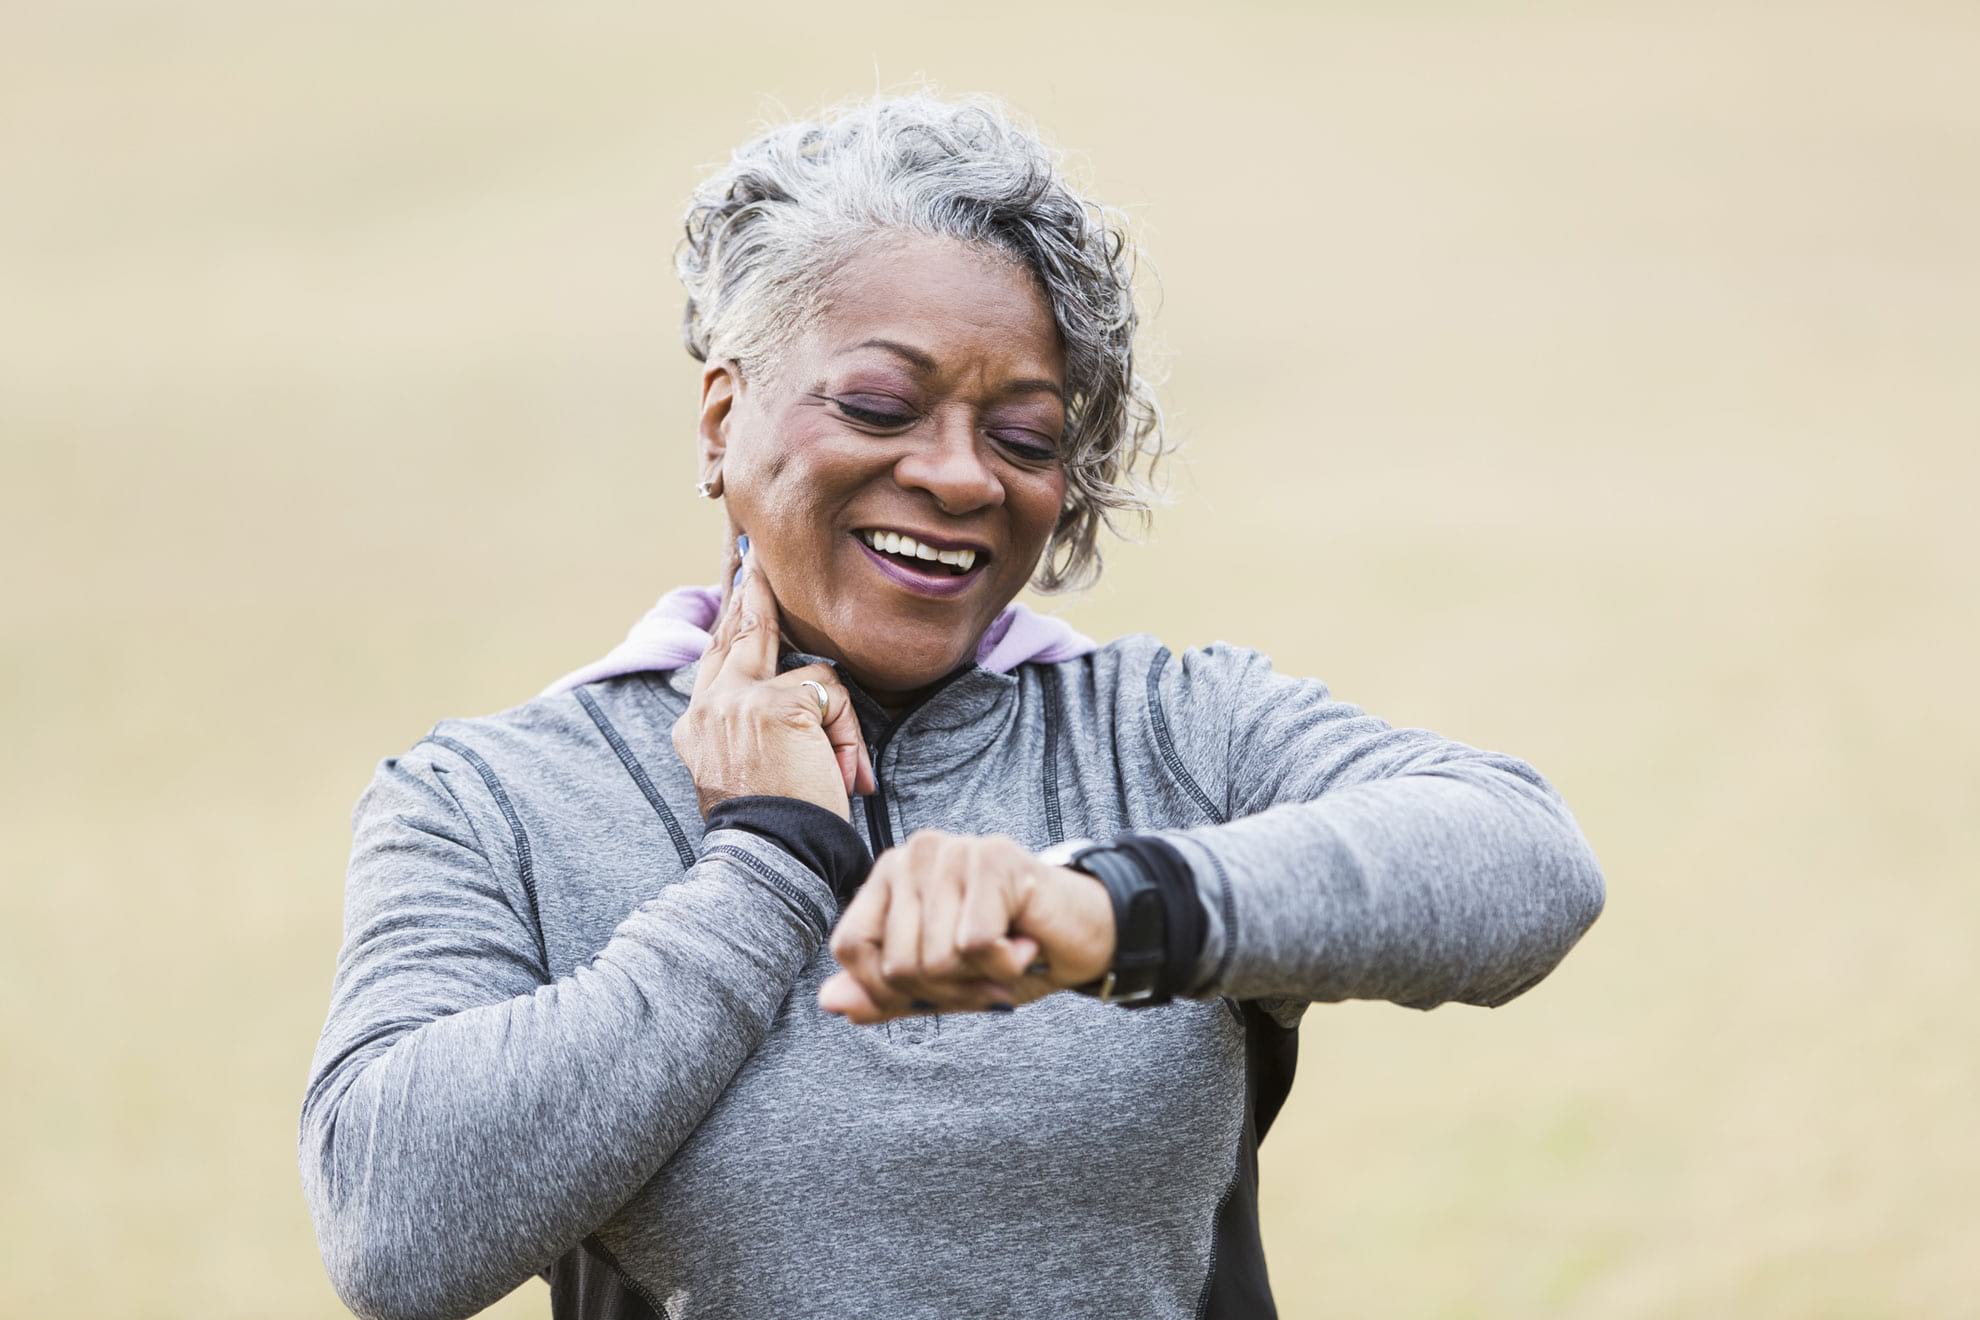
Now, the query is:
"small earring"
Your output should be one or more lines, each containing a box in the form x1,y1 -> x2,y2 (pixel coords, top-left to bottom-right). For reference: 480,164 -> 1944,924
695,474 -> 722,499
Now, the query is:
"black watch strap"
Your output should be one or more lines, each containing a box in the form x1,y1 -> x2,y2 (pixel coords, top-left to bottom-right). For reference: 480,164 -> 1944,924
1068,844 -> 1168,1006
1113,833 -> 1207,1000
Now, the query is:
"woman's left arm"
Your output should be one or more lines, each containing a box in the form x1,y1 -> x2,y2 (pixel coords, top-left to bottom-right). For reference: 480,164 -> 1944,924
1153,643 -> 1606,1010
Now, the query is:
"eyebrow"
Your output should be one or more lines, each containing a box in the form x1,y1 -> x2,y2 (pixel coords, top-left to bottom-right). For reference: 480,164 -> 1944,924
842,337 -> 1065,402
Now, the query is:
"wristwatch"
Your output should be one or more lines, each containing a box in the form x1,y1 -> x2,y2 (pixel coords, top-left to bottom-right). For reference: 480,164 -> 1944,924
1039,839 -> 1169,1007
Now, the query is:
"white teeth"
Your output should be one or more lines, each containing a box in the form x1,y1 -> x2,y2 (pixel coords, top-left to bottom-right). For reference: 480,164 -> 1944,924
860,529 -> 980,573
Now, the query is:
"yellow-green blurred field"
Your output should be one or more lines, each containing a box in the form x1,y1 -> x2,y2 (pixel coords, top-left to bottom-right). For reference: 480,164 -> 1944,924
3,3 -> 1975,1315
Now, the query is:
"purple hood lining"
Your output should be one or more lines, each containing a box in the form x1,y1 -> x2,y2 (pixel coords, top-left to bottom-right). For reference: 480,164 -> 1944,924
540,584 -> 1096,698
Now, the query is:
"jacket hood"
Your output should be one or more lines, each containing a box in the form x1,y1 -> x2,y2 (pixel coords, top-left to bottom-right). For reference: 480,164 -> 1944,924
540,584 -> 1096,697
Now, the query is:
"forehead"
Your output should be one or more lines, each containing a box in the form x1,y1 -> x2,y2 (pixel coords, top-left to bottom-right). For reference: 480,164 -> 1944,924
804,235 -> 1064,384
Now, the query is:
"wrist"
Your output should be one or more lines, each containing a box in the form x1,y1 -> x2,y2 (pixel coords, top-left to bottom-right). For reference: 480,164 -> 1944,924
1051,865 -> 1116,983
1052,835 -> 1207,1007
1065,844 -> 1168,1005
702,795 -> 872,902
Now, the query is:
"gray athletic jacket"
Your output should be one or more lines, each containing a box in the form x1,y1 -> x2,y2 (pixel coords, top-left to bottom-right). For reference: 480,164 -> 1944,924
298,634 -> 1605,1320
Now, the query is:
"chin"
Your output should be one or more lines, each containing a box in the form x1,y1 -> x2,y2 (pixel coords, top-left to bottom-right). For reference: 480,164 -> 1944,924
828,609 -> 982,696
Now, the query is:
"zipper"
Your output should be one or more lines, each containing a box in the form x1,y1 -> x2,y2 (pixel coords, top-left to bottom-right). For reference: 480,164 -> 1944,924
854,661 -> 978,855
860,706 -> 912,853
863,786 -> 893,853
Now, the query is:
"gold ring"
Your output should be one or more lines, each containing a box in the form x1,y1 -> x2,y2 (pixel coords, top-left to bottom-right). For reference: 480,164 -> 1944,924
799,679 -> 830,723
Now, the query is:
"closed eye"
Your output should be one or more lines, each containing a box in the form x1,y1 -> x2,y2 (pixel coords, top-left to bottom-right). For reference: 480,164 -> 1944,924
833,399 -> 916,428
995,433 -> 1060,463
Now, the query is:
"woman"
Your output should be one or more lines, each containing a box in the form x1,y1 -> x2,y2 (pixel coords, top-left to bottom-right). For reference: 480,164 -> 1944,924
300,93 -> 1604,1320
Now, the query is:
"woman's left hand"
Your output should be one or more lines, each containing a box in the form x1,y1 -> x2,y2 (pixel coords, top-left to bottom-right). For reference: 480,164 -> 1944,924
818,831 -> 1116,1023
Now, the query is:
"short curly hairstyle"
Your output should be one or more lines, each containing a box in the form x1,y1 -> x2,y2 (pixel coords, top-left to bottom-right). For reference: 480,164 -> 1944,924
676,91 -> 1167,592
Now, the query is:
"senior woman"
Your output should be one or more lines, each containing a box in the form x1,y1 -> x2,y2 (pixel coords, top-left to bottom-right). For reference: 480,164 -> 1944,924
300,93 -> 1604,1320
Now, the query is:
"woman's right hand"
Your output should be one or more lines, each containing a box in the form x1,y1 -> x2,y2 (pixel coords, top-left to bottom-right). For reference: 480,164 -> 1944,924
671,542 -> 876,820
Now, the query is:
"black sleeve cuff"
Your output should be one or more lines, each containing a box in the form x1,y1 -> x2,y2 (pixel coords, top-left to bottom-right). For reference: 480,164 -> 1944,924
702,796 -> 873,904
1110,833 -> 1208,1002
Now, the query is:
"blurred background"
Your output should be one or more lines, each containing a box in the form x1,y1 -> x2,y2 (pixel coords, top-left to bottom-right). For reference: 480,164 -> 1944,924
4,1 -> 1975,1315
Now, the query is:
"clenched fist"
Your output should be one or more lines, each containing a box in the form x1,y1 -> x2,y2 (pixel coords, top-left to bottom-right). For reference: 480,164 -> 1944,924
818,830 -> 1116,1023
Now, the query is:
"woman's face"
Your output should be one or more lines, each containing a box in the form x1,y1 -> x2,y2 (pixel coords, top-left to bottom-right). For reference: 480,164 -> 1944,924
700,235 -> 1069,707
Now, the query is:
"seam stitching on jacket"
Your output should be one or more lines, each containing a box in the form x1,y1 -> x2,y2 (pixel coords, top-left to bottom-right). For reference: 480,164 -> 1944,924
428,765 -> 490,859
1146,648 -> 1227,825
1204,843 -> 1241,991
703,844 -> 831,938
1191,1093 -> 1250,1318
574,687 -> 698,870
420,733 -> 550,974
1040,665 -> 1065,845
580,1232 -> 675,1320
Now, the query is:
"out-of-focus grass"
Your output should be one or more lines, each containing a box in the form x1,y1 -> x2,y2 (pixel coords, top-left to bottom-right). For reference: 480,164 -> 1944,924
2,3 -> 1974,1316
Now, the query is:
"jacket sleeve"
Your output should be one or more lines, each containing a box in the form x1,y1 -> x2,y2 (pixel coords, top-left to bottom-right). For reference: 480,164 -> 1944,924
1151,643 -> 1605,1011
297,744 -> 836,1320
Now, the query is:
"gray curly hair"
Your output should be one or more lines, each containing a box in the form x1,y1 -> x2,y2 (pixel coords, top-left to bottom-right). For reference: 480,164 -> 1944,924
676,92 -> 1167,593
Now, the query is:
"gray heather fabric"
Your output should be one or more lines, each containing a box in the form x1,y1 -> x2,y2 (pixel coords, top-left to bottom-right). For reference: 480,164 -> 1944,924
299,634 -> 1604,1320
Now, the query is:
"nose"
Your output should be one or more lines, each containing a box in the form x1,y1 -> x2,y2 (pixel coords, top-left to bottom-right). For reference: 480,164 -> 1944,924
892,409 -> 1004,515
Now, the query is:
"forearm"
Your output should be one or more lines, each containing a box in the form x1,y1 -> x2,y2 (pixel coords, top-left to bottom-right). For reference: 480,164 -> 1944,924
1170,766 -> 1605,1009
299,830 -> 832,1320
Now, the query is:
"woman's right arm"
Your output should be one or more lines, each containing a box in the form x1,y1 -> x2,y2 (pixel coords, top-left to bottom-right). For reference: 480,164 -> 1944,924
299,748 -> 837,1320
300,555 -> 870,1320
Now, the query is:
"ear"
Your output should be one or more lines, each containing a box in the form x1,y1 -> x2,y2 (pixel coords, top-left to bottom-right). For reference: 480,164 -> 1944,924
697,360 -> 741,488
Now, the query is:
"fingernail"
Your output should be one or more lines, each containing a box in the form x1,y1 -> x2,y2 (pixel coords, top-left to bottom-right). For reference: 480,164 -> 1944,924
737,533 -> 750,556
987,1002 -> 1015,1014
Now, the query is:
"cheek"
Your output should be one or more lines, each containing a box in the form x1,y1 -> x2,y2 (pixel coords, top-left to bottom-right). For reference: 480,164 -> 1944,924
1011,470 -> 1069,553
729,414 -> 842,528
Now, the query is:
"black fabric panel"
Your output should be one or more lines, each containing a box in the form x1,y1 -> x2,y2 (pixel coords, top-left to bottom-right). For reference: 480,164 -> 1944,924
546,1236 -> 668,1319
1247,998 -> 1301,1143
703,794 -> 873,903
1198,1001 -> 1301,1318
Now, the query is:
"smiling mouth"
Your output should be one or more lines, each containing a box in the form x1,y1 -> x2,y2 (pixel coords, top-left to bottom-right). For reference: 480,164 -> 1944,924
853,528 -> 988,578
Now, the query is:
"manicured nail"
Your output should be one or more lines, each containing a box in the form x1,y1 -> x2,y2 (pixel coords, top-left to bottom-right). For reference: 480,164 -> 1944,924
731,534 -> 750,589
736,533 -> 750,556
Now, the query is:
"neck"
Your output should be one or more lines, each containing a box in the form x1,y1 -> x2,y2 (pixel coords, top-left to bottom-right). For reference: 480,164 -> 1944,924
776,611 -> 972,725
825,658 -> 956,725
